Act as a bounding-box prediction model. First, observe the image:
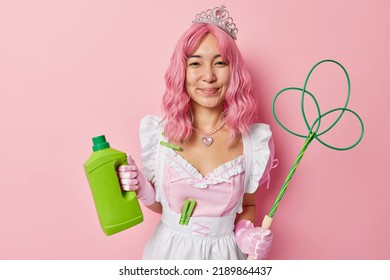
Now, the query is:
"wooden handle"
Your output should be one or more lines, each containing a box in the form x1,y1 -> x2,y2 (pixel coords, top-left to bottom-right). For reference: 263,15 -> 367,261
261,215 -> 273,230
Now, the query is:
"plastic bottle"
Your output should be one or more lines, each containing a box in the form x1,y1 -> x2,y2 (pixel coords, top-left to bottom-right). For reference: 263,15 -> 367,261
84,135 -> 143,235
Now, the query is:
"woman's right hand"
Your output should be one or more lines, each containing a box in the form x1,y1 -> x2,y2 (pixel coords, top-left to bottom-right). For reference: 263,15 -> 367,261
117,155 -> 156,206
118,161 -> 139,192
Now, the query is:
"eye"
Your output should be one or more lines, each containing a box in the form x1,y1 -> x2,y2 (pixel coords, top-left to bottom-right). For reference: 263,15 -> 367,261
188,61 -> 201,67
215,61 -> 229,67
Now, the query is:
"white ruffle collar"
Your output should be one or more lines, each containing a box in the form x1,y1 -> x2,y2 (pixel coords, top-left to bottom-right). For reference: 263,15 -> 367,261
164,148 -> 245,189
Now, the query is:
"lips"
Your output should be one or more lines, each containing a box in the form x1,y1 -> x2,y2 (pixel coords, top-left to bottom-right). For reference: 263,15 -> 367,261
198,87 -> 219,95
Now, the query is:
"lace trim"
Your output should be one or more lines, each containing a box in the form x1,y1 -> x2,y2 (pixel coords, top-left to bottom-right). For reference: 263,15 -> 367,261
164,149 -> 245,189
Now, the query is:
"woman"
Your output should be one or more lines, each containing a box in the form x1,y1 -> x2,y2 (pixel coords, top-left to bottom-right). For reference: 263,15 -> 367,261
118,5 -> 275,260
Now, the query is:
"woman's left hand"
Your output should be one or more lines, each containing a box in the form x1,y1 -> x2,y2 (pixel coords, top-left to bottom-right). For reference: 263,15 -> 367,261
234,220 -> 273,260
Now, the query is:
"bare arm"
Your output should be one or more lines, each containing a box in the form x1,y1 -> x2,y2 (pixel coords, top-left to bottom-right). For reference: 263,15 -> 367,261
145,200 -> 162,214
141,181 -> 162,214
235,192 -> 257,225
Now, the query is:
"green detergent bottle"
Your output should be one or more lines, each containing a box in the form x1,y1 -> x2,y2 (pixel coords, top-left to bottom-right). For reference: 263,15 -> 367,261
84,135 -> 143,236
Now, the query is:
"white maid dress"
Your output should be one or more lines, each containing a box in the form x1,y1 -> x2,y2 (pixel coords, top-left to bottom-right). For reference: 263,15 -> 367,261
139,115 -> 272,260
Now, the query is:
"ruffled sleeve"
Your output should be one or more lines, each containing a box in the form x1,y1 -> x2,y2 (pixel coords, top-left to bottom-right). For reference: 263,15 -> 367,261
139,115 -> 163,184
243,124 -> 273,193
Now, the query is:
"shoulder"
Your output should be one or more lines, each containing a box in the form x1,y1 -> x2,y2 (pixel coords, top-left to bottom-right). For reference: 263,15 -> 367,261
140,115 -> 164,132
246,123 -> 272,143
140,114 -> 164,149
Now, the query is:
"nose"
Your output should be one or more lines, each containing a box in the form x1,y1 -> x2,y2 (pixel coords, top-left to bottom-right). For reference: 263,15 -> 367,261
202,65 -> 216,83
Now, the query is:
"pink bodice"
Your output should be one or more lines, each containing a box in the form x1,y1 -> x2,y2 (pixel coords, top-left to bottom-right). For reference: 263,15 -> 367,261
139,115 -> 274,218
162,151 -> 246,217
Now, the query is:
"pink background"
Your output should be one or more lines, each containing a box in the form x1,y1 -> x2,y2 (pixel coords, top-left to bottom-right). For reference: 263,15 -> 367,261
0,0 -> 388,259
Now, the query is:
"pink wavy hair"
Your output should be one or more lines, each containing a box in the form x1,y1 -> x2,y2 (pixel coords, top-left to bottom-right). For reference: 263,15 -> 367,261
162,23 -> 258,143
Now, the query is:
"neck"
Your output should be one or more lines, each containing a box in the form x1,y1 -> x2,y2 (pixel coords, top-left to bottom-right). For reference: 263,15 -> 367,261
191,105 -> 224,131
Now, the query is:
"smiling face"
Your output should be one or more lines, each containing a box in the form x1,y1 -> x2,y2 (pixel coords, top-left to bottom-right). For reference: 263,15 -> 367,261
185,33 -> 230,112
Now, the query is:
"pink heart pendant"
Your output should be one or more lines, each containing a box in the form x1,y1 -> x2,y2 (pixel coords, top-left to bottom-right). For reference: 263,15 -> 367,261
202,137 -> 213,147
202,136 -> 214,147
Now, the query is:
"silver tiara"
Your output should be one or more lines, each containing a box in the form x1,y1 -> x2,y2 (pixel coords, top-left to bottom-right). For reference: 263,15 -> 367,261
192,5 -> 238,40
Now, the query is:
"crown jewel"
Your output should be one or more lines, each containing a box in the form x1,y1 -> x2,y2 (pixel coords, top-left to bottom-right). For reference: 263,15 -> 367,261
192,5 -> 238,40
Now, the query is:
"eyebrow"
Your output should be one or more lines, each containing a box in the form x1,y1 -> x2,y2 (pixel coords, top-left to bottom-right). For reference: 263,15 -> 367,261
188,54 -> 222,59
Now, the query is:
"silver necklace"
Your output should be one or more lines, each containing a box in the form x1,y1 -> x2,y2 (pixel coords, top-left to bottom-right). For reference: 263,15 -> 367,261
192,122 -> 225,147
